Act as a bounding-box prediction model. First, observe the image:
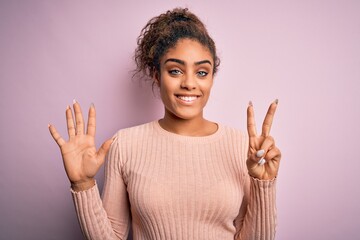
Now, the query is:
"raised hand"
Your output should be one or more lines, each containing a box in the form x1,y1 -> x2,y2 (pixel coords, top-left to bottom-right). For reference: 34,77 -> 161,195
48,100 -> 113,191
246,100 -> 281,180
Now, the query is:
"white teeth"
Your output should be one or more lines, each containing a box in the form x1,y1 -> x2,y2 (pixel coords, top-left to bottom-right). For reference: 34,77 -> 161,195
177,96 -> 197,102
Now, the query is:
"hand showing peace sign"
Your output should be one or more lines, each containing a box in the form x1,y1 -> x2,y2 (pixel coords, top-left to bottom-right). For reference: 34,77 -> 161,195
48,100 -> 113,191
246,100 -> 281,180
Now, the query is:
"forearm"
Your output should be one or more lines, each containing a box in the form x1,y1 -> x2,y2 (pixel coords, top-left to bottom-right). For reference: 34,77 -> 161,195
71,182 -> 119,240
236,177 -> 277,240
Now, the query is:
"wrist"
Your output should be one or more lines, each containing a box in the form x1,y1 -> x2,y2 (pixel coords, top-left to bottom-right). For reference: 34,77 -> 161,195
248,171 -> 277,181
71,178 -> 95,192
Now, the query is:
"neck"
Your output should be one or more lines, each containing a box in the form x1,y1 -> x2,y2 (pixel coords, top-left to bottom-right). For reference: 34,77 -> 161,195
159,110 -> 217,136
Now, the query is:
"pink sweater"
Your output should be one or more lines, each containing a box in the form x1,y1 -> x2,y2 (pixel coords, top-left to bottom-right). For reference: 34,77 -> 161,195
71,121 -> 277,240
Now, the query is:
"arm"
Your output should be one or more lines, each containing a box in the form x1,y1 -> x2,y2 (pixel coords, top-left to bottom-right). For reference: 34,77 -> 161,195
234,100 -> 281,239
71,134 -> 131,239
49,101 -> 130,239
234,174 -> 277,240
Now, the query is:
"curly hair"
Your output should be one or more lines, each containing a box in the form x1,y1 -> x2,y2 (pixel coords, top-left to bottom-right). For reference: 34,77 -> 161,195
133,8 -> 220,86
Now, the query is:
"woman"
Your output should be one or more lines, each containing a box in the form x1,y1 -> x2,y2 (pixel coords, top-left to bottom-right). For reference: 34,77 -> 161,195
49,8 -> 281,240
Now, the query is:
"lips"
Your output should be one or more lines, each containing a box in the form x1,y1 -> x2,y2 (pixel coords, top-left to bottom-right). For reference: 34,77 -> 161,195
176,95 -> 198,102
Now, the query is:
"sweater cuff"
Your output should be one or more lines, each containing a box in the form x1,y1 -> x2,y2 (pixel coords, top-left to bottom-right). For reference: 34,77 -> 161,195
249,176 -> 277,211
70,180 -> 98,194
248,176 -> 277,239
70,181 -> 104,239
250,176 -> 277,188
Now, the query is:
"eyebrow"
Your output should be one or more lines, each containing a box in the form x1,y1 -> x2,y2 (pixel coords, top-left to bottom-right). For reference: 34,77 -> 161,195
164,58 -> 212,66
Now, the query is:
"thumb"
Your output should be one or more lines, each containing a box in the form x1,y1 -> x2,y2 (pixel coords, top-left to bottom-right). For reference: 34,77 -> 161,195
96,137 -> 115,162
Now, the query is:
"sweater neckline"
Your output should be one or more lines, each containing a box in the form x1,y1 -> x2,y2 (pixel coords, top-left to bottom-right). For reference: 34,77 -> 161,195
152,120 -> 224,143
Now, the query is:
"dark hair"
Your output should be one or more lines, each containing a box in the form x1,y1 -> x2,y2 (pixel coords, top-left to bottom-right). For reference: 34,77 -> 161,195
133,8 -> 220,86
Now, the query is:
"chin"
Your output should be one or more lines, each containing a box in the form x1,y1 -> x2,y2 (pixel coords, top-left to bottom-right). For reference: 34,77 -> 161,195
169,108 -> 203,121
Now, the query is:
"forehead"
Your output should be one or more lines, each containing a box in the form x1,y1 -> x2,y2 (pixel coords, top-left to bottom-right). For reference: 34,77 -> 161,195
161,38 -> 213,64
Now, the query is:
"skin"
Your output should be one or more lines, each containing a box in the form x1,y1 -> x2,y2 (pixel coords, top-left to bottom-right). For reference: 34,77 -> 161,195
247,101 -> 281,180
156,39 -> 218,136
48,38 -> 281,191
48,103 -> 113,191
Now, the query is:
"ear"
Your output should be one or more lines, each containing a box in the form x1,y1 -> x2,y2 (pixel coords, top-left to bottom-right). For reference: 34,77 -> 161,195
153,71 -> 161,87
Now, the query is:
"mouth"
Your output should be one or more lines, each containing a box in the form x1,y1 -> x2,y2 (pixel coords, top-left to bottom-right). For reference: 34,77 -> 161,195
175,94 -> 201,103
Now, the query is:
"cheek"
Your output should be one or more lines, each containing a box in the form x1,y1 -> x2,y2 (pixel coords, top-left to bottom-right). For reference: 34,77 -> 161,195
160,77 -> 177,94
200,80 -> 213,94
159,81 -> 175,104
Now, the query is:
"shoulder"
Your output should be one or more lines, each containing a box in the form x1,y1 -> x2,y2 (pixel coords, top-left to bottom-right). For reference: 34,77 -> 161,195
218,123 -> 248,147
113,121 -> 156,143
109,121 -> 156,165
220,124 -> 246,138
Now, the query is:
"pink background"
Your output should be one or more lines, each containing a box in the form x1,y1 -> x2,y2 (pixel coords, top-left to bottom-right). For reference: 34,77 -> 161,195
1,1 -> 359,239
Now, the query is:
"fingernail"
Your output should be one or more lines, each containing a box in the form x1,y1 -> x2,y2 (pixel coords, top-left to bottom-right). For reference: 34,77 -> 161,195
256,149 -> 265,158
66,105 -> 70,110
91,102 -> 95,108
248,100 -> 253,107
48,123 -> 51,128
73,99 -> 77,104
274,99 -> 279,104
258,158 -> 266,166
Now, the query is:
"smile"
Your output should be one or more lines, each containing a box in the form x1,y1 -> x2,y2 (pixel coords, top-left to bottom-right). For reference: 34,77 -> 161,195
175,95 -> 200,103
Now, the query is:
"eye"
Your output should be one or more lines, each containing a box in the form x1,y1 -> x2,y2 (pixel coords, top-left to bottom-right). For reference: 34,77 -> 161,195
197,71 -> 208,77
168,69 -> 182,75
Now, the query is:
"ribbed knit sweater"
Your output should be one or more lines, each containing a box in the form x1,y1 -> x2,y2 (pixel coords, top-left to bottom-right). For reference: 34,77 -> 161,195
71,120 -> 277,240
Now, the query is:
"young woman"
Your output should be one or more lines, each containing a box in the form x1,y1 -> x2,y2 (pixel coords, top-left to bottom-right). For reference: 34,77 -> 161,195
49,8 -> 281,240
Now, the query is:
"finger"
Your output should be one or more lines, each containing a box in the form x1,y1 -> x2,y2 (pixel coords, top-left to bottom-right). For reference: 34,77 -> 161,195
264,146 -> 281,163
86,103 -> 96,137
66,105 -> 76,138
73,99 -> 84,135
247,101 -> 257,137
248,149 -> 264,164
48,124 -> 66,147
97,137 -> 115,163
258,136 -> 275,156
255,136 -> 275,165
261,99 -> 278,137
247,136 -> 274,164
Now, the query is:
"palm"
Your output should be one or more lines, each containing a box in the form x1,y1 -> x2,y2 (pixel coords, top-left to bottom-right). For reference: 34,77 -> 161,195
60,135 -> 99,183
49,101 -> 113,184
246,101 -> 281,180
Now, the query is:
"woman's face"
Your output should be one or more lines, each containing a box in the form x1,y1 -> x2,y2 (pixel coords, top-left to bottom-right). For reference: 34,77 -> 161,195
157,38 -> 214,121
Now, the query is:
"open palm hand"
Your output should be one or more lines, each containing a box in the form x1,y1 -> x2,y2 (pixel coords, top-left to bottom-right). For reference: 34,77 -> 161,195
49,101 -> 113,186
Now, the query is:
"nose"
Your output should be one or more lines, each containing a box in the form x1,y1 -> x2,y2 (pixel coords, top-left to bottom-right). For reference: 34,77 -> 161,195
180,73 -> 197,90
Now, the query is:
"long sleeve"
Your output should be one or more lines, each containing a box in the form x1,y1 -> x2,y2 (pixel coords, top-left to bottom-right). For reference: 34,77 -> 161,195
70,121 -> 278,239
71,132 -> 131,240
233,133 -> 277,240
